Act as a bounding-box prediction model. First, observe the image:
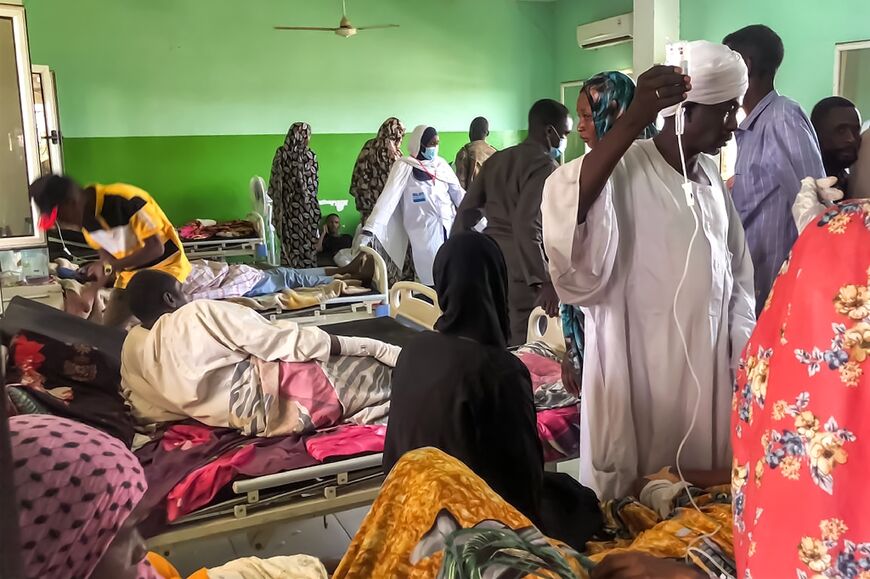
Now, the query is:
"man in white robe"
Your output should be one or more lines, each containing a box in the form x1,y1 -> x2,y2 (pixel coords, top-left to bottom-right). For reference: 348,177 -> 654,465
542,41 -> 756,499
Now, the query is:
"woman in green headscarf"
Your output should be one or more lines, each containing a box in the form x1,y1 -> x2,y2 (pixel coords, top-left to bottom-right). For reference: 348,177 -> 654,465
560,71 -> 659,394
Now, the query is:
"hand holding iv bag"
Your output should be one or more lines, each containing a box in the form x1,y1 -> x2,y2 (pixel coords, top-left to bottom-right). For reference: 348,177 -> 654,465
665,41 -> 694,205
665,41 -> 691,77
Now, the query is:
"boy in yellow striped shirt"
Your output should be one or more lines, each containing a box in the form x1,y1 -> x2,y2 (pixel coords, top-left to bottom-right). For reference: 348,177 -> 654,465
30,175 -> 190,326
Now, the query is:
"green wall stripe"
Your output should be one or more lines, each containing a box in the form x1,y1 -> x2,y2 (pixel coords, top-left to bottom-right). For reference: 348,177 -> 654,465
62,130 -> 525,231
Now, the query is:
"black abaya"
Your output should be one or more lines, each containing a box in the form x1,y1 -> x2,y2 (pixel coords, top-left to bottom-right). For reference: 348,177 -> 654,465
383,232 -> 602,548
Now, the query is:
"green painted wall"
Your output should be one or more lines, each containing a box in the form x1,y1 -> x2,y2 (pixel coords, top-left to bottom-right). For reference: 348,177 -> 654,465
61,130 -> 524,230
25,0 -> 869,230
22,0 -> 553,228
681,0 -> 870,113
552,0 -> 870,160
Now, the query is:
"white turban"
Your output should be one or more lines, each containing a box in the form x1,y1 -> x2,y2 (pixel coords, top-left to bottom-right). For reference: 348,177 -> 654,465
661,40 -> 749,118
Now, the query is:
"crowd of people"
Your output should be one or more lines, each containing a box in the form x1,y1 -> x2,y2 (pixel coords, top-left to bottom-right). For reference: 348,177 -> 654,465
6,19 -> 870,579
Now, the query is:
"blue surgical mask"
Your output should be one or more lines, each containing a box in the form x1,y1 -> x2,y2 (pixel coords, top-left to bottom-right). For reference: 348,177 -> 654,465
549,137 -> 567,160
547,126 -> 567,160
422,146 -> 438,161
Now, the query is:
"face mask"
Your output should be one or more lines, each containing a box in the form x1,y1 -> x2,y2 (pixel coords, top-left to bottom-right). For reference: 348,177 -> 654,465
547,126 -> 567,160
422,146 -> 438,161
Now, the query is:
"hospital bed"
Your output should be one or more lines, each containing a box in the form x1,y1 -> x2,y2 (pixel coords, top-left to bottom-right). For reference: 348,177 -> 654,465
258,245 -> 390,326
0,294 -> 572,561
388,281 -> 439,328
389,284 -> 567,353
527,306 -> 567,355
144,290 -> 573,558
47,214 -> 267,264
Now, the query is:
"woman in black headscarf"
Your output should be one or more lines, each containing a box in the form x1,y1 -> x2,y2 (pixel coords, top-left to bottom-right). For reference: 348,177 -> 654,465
384,232 -> 540,514
383,232 -> 541,520
384,232 -> 602,549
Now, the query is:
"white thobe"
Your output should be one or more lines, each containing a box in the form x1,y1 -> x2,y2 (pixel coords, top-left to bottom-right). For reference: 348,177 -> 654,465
542,139 -> 756,499
364,157 -> 465,285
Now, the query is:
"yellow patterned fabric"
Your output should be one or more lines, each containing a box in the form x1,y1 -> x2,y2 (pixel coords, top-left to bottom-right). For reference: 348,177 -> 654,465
334,448 -> 584,578
586,487 -> 734,574
336,448 -> 734,577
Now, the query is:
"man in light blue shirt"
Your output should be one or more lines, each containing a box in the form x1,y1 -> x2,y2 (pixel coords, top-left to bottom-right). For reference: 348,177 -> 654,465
724,25 -> 825,315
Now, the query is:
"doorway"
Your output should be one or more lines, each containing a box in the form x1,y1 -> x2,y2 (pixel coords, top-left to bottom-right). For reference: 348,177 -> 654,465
835,40 -> 870,125
31,64 -> 63,176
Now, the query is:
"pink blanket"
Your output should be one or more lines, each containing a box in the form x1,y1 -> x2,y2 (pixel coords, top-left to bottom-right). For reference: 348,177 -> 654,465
537,406 -> 581,463
515,351 -> 562,390
305,424 -> 386,461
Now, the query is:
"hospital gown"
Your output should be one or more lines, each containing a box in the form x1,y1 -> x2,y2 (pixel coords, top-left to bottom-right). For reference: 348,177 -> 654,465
542,139 -> 756,499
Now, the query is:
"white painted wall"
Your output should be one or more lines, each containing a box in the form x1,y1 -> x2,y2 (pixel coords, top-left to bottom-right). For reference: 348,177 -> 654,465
633,0 -> 680,76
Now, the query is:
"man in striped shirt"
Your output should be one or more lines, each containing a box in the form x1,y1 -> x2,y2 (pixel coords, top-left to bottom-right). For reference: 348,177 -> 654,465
724,25 -> 825,314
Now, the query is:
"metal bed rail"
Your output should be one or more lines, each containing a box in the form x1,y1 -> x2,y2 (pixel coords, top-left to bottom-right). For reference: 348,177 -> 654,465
145,454 -> 384,553
233,453 -> 382,496
258,245 -> 390,323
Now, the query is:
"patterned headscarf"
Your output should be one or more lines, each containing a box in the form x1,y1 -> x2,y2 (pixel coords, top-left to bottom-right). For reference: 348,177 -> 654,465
582,71 -> 658,141
561,72 -> 658,384
350,117 -> 405,222
270,122 -> 321,268
10,415 -> 153,579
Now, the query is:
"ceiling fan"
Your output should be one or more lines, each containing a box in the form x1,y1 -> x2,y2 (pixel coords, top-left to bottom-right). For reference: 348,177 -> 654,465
274,0 -> 399,38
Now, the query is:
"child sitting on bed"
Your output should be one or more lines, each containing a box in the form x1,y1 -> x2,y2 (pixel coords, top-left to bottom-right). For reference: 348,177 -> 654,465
183,250 -> 376,301
120,269 -> 399,437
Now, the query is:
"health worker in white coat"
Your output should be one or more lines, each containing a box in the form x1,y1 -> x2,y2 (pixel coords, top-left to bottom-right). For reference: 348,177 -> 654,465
363,125 -> 465,286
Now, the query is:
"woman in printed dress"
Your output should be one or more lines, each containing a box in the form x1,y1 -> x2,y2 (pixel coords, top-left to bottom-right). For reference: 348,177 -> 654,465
732,197 -> 870,578
269,122 -> 321,268
349,117 -> 414,284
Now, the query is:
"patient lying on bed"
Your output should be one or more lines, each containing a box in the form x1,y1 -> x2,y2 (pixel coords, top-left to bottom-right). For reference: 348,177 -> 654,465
183,251 -> 377,300
120,269 -> 399,437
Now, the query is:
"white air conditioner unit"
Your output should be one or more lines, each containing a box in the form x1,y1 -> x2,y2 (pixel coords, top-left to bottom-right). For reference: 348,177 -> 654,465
577,13 -> 633,50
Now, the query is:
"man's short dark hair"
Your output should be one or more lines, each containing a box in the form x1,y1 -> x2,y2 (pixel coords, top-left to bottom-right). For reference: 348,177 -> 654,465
324,213 -> 340,221
28,174 -> 78,216
528,99 -> 570,130
723,25 -> 784,78
126,269 -> 181,323
811,96 -> 858,128
469,116 -> 489,141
